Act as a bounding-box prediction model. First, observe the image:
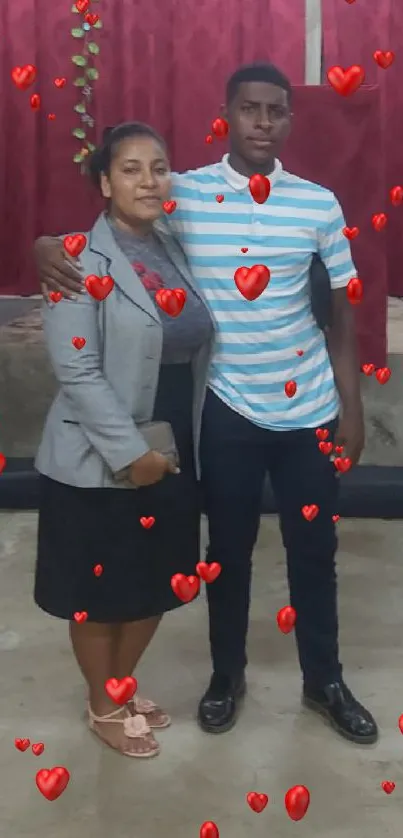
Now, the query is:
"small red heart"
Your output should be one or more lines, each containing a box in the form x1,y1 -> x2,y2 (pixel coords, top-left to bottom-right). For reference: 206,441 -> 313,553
376,367 -> 391,384
54,77 -> 66,88
296,349 -> 304,356
285,785 -> 310,821
398,713 -> 403,733
381,781 -> 395,794
327,65 -> 365,96
140,516 -> 155,529
105,676 -> 137,705
372,213 -> 387,231
334,457 -> 352,473
35,766 -> 70,801
285,380 -> 297,398
373,50 -> 395,69
343,226 -> 360,240
205,134 -> 213,144
316,428 -> 329,441
47,114 -> 56,121
155,288 -> 186,317
11,64 -> 36,90
85,274 -> 114,301
216,194 -> 224,203
200,822 -> 219,838
345,0 -> 356,3
361,363 -> 375,376
163,200 -> 177,214
32,743 -> 45,756
75,0 -> 89,11
241,247 -> 248,253
30,93 -> 41,110
196,561 -> 222,583
49,291 -> 62,303
246,791 -> 269,813
334,445 -> 344,454
171,573 -> 200,603
93,564 -> 103,577
234,265 -> 270,301
211,117 -> 229,138
249,173 -> 271,204
72,337 -> 86,350
390,185 -> 403,207
276,606 -> 296,634
319,441 -> 333,455
302,504 -> 319,522
347,277 -> 363,305
73,611 -> 88,623
0,453 -> 6,475
84,12 -> 99,24
63,233 -> 87,257
332,514 -> 340,522
15,738 -> 30,752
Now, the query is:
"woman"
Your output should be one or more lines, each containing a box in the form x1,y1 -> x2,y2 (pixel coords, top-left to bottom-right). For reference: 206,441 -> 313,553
34,122 -> 216,757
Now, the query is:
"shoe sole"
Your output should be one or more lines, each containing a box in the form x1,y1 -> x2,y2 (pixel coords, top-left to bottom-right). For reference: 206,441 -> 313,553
197,685 -> 247,734
302,696 -> 378,745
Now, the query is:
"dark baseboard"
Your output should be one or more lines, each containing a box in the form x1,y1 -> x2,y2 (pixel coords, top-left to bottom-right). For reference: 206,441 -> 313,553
1,459 -> 403,519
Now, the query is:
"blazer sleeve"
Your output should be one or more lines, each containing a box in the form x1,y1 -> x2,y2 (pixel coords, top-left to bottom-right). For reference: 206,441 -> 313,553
41,292 -> 151,473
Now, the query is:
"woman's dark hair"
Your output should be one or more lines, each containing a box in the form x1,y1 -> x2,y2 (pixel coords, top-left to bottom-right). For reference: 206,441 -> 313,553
87,121 -> 167,190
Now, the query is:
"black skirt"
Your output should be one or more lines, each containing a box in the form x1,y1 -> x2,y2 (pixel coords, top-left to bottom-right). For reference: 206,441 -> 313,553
34,363 -> 202,622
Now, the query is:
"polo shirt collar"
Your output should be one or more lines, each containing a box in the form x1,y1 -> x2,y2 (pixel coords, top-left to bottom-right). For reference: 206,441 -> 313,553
219,153 -> 283,192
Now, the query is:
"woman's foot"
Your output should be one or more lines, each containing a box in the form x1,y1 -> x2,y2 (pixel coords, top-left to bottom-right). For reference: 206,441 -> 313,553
128,696 -> 171,729
88,704 -> 160,757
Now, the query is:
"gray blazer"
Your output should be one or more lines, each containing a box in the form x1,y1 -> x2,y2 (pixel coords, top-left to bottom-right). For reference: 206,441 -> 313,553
35,212 -> 217,487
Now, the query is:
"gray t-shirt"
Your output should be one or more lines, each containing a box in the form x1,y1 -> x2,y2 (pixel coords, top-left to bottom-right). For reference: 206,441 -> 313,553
108,218 -> 213,364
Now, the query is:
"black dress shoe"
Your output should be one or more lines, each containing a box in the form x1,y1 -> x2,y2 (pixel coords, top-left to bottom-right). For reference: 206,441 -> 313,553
197,672 -> 246,733
303,680 -> 378,744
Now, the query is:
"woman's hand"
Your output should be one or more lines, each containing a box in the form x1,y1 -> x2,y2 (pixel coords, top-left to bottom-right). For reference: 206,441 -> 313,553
128,450 -> 180,487
35,236 -> 84,300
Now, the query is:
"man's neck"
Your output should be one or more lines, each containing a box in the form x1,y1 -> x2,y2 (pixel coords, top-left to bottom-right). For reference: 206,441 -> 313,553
227,151 -> 275,179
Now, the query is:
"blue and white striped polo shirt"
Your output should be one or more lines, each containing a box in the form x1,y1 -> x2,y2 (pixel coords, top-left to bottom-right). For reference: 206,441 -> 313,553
166,154 -> 356,430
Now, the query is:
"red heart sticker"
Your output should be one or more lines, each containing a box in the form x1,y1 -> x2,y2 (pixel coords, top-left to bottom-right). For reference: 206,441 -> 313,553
155,288 -> 186,317
372,213 -> 387,231
105,676 -> 137,705
75,0 -> 89,11
296,349 -> 304,356
93,564 -> 103,577
84,12 -> 99,24
205,134 -> 213,144
163,200 -> 176,214
319,441 -> 333,455
211,117 -> 229,138
334,445 -> 344,454
72,337 -> 86,350
140,516 -> 155,529
285,785 -> 310,821
30,94 -> 41,111
246,791 -> 269,813
327,65 -> 365,96
234,265 -> 270,301
49,291 -> 62,303
47,113 -> 56,121
334,457 -> 352,473
216,194 -> 224,203
196,561 -> 222,583
361,363 -> 375,376
398,714 -> 403,733
15,738 -> 30,752
373,50 -> 395,69
347,277 -> 363,305
332,514 -> 340,522
73,611 -> 88,623
63,234 -> 87,257
0,453 -> 6,475
390,186 -> 403,207
276,605 -> 297,634
85,274 -> 114,301
11,64 -> 37,90
285,380 -> 297,398
343,226 -> 360,240
54,77 -> 66,88
381,781 -> 395,794
200,823 -> 219,838
241,247 -> 248,253
376,367 -> 391,384
36,766 -> 70,801
301,504 -> 319,522
249,173 -> 271,204
171,573 -> 200,603
316,428 -> 329,441
32,743 -> 45,756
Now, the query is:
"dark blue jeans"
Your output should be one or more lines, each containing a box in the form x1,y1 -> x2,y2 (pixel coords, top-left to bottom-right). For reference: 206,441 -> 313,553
200,388 -> 342,688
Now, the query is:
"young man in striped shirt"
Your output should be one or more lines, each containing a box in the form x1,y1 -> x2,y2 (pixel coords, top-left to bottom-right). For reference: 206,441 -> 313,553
36,63 -> 377,745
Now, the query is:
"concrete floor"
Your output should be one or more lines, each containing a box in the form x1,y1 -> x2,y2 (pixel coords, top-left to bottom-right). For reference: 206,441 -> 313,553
1,512 -> 403,838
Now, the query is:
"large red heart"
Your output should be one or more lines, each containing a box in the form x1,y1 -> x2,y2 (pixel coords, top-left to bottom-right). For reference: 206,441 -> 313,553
285,785 -> 310,821
234,264 -> 270,301
155,288 -> 186,317
246,791 -> 269,813
211,117 -> 229,138
249,173 -> 271,204
11,64 -> 37,90
327,65 -> 365,96
346,277 -> 363,305
376,367 -> 391,385
301,504 -> 319,522
276,606 -> 296,634
32,743 -> 45,756
284,380 -> 297,398
361,363 -> 375,376
75,0 -> 89,11
372,213 -> 387,231
319,441 -> 333,455
105,676 -> 137,705
381,781 -> 395,794
15,738 -> 30,752
200,822 -> 219,838
342,226 -> 360,240
140,516 -> 155,529
35,766 -> 70,801
162,200 -> 177,215
72,337 -> 86,350
334,457 -> 352,473
84,12 -> 99,24
196,561 -> 222,583
63,234 -> 87,257
85,274 -> 114,301
171,573 -> 200,603
373,50 -> 395,69
316,428 -> 329,441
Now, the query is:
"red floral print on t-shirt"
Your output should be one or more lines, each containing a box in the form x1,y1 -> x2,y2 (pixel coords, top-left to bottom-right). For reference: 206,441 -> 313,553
132,262 -> 164,292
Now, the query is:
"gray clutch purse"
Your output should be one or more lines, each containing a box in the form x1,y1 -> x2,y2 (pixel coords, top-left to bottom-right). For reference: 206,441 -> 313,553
114,421 -> 179,486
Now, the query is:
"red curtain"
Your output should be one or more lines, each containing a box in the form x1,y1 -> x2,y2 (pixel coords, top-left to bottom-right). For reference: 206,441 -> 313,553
0,0 -> 305,296
322,0 -> 403,297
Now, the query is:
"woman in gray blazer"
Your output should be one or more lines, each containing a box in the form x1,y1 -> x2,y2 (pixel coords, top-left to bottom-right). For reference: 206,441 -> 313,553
34,122 -> 216,758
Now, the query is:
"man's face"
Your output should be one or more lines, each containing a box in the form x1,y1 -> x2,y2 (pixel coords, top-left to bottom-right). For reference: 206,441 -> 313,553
225,81 -> 292,169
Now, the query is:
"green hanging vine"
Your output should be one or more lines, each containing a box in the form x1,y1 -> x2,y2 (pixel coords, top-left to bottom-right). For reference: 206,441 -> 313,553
70,0 -> 102,172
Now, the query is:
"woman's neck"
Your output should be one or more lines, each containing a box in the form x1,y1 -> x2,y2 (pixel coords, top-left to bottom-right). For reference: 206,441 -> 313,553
107,213 -> 153,239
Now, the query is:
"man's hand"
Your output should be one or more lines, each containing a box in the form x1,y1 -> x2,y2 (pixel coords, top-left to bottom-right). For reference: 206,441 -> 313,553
334,410 -> 365,468
35,236 -> 84,300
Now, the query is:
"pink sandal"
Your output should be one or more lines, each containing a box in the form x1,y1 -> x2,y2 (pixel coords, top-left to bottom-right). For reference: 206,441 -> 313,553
128,696 -> 171,729
88,705 -> 160,758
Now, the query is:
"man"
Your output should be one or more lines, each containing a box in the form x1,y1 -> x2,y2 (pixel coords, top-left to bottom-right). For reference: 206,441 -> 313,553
35,63 -> 377,744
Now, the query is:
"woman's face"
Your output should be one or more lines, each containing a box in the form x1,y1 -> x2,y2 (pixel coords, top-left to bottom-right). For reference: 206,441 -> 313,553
100,135 -> 172,225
